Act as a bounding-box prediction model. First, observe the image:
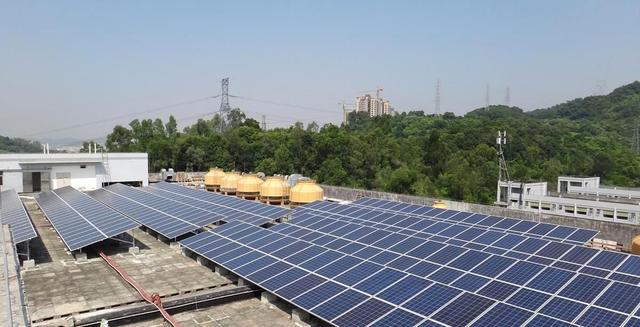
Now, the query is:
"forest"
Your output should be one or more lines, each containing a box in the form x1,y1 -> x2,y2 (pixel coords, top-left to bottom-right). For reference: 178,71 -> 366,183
0,136 -> 42,153
97,81 -> 640,203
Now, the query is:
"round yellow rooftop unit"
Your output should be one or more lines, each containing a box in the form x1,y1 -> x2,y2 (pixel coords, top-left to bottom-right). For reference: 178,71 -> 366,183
220,172 -> 241,195
237,174 -> 264,200
290,179 -> 323,208
433,200 -> 447,209
204,168 -> 225,192
260,176 -> 290,205
632,235 -> 640,255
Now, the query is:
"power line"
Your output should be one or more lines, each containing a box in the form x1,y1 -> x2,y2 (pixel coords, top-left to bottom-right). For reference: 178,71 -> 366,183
229,95 -> 337,115
21,95 -> 219,138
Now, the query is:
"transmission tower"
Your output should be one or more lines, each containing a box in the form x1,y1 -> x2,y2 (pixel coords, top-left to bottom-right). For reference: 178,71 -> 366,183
435,79 -> 441,116
505,87 -> 511,106
218,78 -> 231,133
485,84 -> 491,109
261,115 -> 267,130
219,78 -> 231,113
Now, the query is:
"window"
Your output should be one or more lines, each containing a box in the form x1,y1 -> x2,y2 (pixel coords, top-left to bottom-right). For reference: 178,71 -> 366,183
570,181 -> 582,187
0,171 -> 3,186
80,165 -> 86,169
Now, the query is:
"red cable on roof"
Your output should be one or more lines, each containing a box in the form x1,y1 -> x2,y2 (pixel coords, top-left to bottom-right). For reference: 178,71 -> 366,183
97,250 -> 181,327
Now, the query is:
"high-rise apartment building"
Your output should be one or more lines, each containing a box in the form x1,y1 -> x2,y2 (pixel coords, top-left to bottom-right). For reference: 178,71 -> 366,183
354,93 -> 393,117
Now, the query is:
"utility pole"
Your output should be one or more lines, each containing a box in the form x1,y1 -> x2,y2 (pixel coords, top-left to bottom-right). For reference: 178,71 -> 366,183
261,115 -> 267,130
435,79 -> 441,116
219,78 -> 231,133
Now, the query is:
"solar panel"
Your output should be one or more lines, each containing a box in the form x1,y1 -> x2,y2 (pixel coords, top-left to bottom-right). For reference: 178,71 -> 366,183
148,182 -> 289,222
0,189 -> 37,244
35,186 -> 140,251
291,206 -> 640,281
88,188 -> 202,239
179,201 -> 640,327
347,198 -> 599,243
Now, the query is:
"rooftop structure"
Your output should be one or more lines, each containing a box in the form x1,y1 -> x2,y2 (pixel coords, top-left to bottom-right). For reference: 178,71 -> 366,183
6,181 -> 640,326
497,176 -> 640,224
0,152 -> 148,193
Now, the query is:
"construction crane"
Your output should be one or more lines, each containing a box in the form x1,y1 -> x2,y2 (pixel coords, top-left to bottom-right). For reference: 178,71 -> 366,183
361,88 -> 384,99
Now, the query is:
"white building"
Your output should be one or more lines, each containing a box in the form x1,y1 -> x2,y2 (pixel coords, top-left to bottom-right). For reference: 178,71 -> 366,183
355,94 -> 394,117
0,153 -> 148,193
497,176 -> 640,224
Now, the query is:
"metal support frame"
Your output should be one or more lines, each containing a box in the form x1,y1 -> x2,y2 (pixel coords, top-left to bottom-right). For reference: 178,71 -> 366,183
109,230 -> 136,248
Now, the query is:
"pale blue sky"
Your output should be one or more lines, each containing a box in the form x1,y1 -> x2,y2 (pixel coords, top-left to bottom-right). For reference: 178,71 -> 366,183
1,1 -> 639,140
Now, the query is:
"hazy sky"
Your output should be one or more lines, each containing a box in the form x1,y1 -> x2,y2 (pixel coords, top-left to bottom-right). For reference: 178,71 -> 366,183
1,1 -> 639,141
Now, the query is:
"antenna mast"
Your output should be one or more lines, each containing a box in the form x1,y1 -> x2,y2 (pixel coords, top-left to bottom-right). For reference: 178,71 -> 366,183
435,79 -> 441,115
497,131 -> 510,182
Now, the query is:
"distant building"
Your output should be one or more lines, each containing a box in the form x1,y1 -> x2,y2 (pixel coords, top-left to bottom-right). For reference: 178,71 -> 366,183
355,94 -> 372,113
0,153 -> 148,193
497,176 -> 640,224
354,93 -> 394,117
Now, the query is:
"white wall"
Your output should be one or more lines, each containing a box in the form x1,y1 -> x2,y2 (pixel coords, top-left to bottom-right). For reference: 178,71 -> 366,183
50,164 -> 98,191
0,172 -> 23,193
104,156 -> 148,186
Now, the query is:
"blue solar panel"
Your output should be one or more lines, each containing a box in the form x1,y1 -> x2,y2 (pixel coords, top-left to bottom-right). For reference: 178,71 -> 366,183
311,290 -> 368,321
149,182 -> 289,222
471,303 -> 532,327
526,267 -> 574,293
497,261 -> 544,285
0,189 -> 36,244
403,284 -> 460,316
432,293 -> 494,326
559,274 -> 610,302
177,203 -> 637,327
377,275 -> 433,305
370,309 -> 423,327
576,307 -> 627,327
292,281 -> 346,310
478,281 -> 519,301
276,274 -> 327,299
540,297 -> 587,322
333,298 -> 394,327
353,268 -> 406,295
89,188 -> 202,238
595,282 -> 640,314
451,274 -> 490,292
36,187 -> 139,251
506,288 -> 551,311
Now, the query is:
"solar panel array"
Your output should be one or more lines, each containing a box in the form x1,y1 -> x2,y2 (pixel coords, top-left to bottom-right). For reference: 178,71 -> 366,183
89,183 -> 226,238
35,186 -> 140,251
181,200 -> 640,327
350,198 -> 598,245
148,181 -> 290,222
0,189 -> 37,244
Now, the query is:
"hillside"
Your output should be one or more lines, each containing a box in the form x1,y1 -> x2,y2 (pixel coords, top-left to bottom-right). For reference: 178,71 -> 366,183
98,83 -> 640,204
0,136 -> 43,153
527,81 -> 640,124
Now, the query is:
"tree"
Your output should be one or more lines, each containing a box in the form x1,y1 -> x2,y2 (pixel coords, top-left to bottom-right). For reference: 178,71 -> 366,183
105,125 -> 134,152
165,115 -> 178,137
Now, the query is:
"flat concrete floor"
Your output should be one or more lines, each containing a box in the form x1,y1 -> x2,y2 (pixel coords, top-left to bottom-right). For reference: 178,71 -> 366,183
122,297 -> 295,327
22,198 -> 231,322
